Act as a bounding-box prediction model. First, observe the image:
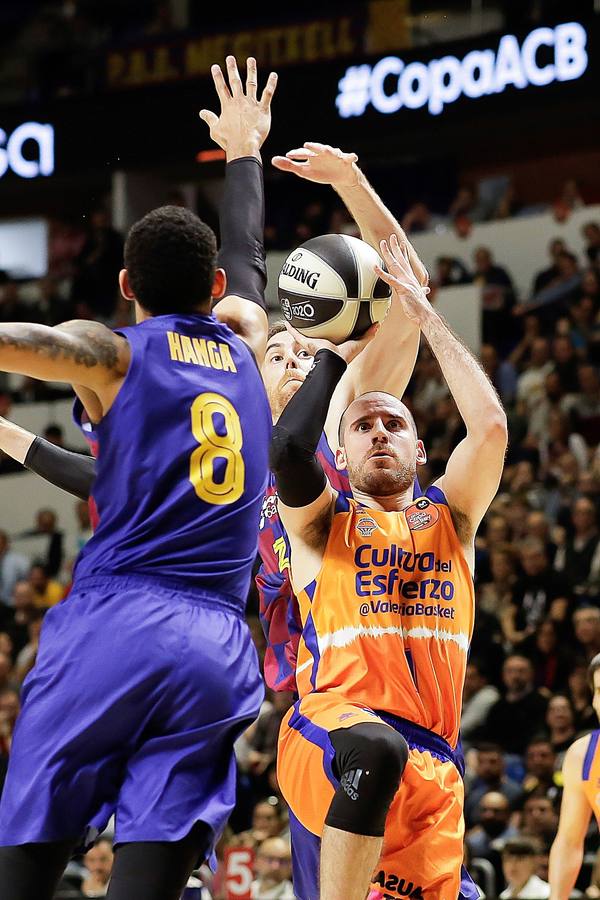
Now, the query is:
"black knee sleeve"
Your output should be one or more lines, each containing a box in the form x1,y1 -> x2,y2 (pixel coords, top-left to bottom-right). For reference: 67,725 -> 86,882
325,723 -> 408,837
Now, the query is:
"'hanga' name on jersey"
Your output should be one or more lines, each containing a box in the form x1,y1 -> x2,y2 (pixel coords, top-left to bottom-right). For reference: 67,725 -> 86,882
167,331 -> 237,372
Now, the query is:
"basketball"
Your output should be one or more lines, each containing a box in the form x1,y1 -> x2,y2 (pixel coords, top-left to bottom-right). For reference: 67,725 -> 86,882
277,234 -> 391,344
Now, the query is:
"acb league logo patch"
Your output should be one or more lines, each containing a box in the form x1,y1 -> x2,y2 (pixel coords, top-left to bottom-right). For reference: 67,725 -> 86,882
356,515 -> 378,537
405,498 -> 439,531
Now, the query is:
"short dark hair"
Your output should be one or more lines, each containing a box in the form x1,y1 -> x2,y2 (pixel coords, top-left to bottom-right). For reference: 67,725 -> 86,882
124,206 -> 217,315
267,320 -> 288,342
476,742 -> 504,756
502,837 -> 540,858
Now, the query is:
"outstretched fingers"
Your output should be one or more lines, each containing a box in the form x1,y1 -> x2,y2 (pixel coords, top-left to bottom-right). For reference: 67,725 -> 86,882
210,63 -> 231,106
260,71 -> 278,110
225,55 -> 244,97
246,56 -> 258,99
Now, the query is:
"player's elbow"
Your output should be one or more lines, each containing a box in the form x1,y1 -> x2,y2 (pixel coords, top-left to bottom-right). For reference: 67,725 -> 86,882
483,406 -> 508,447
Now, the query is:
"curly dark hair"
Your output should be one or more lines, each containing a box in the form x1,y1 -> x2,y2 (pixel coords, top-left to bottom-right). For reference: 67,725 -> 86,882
124,206 -> 217,315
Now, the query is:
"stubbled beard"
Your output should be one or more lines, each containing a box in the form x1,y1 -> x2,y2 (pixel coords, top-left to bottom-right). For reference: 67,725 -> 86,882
347,458 -> 416,497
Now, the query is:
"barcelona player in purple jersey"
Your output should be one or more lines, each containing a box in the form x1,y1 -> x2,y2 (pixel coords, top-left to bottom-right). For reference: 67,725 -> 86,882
0,57 -> 277,900
258,144 -> 429,693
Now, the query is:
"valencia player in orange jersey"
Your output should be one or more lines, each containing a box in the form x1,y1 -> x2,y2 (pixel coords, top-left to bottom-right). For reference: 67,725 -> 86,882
270,234 -> 508,900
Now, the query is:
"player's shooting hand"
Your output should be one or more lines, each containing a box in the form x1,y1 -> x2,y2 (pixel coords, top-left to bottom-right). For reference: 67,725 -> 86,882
375,234 -> 432,326
284,321 -> 379,366
272,142 -> 359,188
199,56 -> 278,161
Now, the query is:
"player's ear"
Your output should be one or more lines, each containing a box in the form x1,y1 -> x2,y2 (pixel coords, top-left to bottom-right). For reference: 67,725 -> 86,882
416,439 -> 427,466
211,267 -> 227,301
335,447 -> 347,471
119,269 -> 136,302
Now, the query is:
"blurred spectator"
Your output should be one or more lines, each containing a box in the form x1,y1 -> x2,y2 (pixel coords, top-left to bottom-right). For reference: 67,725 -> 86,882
527,252 -> 581,320
516,339 -> 553,413
554,497 -> 599,596
500,837 -> 550,899
572,607 -> 600,662
461,661 -> 500,747
582,221 -> 600,267
29,563 -> 64,608
0,530 -> 29,605
521,619 -> 573,693
246,692 -> 294,789
532,239 -> 569,295
522,739 -> 561,801
520,792 -> 559,846
553,179 -> 585,222
70,207 -> 124,321
473,247 -> 516,350
82,838 -> 113,897
478,546 -> 517,618
501,540 -> 569,647
229,798 -> 287,852
552,336 -> 581,394
571,364 -> 600,447
464,743 -> 523,828
432,255 -> 471,288
482,655 -> 549,755
466,791 -> 519,859
295,200 -> 329,243
401,202 -> 441,235
13,608 -> 44,685
0,652 -> 13,692
449,185 -> 480,223
20,509 -> 63,577
251,836 -> 294,899
544,695 -> 577,758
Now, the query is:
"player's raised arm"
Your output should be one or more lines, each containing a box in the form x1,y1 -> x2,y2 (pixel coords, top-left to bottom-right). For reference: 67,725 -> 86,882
270,325 -> 378,589
0,319 -> 129,420
377,235 -> 508,552
272,142 -> 424,434
0,416 -> 95,500
200,56 -> 277,363
549,737 -> 593,900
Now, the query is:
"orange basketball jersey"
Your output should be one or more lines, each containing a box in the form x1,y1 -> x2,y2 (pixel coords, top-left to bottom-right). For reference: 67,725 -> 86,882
582,730 -> 600,823
294,487 -> 474,747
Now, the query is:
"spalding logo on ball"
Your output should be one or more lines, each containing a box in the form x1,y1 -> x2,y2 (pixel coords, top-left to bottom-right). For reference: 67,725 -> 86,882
278,234 -> 391,344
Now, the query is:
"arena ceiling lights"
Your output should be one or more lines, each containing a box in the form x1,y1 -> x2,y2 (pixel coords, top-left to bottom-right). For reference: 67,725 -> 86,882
335,22 -> 588,118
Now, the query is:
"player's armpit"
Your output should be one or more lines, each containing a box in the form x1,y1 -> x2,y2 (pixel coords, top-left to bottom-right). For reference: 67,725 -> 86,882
213,296 -> 268,363
278,485 -> 337,590
0,320 -> 129,392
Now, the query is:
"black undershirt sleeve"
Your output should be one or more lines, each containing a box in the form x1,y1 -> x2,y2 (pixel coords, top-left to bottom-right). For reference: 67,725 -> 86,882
269,349 -> 347,507
215,156 -> 267,311
24,438 -> 96,501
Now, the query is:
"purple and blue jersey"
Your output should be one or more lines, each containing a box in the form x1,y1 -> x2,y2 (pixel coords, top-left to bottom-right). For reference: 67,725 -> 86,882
257,434 -> 352,693
74,313 -> 271,608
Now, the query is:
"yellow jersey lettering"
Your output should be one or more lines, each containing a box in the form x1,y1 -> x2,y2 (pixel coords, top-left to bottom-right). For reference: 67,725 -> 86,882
180,335 -> 199,364
168,332 -> 237,372
167,331 -> 184,362
192,338 -> 210,367
207,341 -> 223,370
220,343 -> 237,373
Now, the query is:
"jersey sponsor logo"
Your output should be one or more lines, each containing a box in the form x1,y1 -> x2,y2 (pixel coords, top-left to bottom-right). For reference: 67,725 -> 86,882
405,498 -> 439,531
359,599 -> 455,619
273,536 -> 290,573
259,493 -> 278,529
356,515 -> 378,537
166,331 -> 237,372
281,262 -> 321,290
373,870 -> 425,899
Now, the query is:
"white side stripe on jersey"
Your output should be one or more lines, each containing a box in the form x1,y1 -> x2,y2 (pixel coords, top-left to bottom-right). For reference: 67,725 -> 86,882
316,624 -> 469,655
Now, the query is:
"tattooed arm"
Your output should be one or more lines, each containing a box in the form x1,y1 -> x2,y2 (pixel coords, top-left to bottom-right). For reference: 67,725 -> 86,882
0,320 -> 130,421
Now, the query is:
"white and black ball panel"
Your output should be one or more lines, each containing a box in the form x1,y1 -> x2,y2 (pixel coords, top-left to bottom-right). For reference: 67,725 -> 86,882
278,234 -> 391,344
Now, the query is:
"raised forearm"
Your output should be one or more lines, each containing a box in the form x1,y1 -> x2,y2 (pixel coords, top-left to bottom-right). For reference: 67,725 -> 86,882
335,169 -> 428,286
420,308 -> 505,433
